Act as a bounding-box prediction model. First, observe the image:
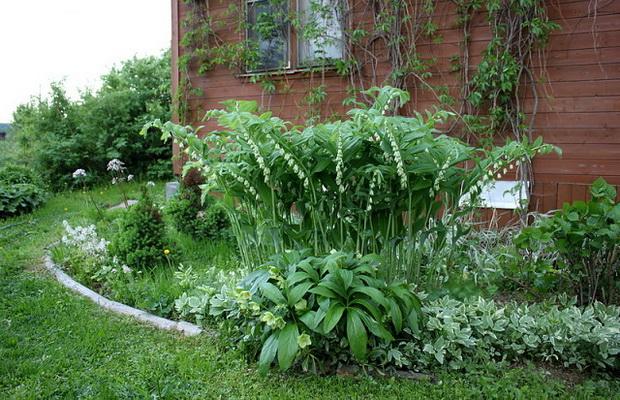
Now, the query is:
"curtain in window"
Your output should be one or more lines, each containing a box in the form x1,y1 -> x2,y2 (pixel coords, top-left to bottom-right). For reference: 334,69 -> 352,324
298,0 -> 344,65
247,0 -> 290,70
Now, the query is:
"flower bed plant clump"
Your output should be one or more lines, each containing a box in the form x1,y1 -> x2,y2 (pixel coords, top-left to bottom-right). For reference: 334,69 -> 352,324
143,86 -> 556,286
174,251 -> 620,373
515,178 -> 620,305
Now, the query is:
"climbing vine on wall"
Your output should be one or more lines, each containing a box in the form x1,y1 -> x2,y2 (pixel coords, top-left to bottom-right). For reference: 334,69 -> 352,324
176,0 -> 561,202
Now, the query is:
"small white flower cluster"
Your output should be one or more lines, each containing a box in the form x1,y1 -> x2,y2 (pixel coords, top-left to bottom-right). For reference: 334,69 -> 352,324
275,142 -> 309,189
72,169 -> 87,179
464,153 -> 525,204
229,169 -> 259,201
385,123 -> 407,189
431,148 -> 456,195
248,138 -> 271,185
381,91 -> 401,115
107,159 -> 126,172
61,220 -> 109,260
335,134 -> 345,193
366,170 -> 381,212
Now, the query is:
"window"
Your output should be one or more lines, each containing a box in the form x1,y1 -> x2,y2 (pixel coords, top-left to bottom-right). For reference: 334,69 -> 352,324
247,0 -> 290,71
246,0 -> 344,72
298,0 -> 344,65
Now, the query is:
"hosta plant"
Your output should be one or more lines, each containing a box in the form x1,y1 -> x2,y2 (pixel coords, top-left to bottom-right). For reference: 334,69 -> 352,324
142,86 -> 556,283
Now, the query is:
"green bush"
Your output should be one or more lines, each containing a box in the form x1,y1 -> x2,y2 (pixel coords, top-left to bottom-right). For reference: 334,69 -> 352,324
110,188 -> 171,270
12,52 -> 172,190
0,184 -> 46,218
0,164 -> 42,186
166,174 -> 230,239
178,250 -> 422,372
0,163 -> 46,218
515,178 -> 620,304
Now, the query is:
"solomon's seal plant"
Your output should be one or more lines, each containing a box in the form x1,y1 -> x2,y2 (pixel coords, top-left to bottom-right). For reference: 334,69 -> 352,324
142,86 -> 556,284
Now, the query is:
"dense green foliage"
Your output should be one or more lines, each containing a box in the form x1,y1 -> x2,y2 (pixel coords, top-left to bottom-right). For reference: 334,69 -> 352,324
166,173 -> 230,239
208,251 -> 423,372
0,164 -> 46,218
12,53 -> 172,190
109,188 -> 170,270
144,86 -> 556,284
2,187 -> 619,398
516,178 -> 620,305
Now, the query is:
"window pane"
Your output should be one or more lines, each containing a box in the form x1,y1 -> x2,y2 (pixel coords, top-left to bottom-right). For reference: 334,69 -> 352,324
298,0 -> 344,65
247,0 -> 289,71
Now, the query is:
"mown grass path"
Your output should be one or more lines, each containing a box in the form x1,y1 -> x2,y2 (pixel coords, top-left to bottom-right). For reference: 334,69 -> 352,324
1,188 -> 618,399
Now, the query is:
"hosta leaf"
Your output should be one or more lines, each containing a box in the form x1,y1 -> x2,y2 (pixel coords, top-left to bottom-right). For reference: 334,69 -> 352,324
323,303 -> 346,333
277,323 -> 299,371
258,332 -> 279,374
346,309 -> 368,360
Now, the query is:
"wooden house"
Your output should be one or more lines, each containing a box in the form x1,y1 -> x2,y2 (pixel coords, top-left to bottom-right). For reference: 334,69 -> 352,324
170,0 -> 620,219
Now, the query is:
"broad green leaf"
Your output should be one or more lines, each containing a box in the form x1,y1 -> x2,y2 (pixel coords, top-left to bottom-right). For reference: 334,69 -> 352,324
358,310 -> 394,342
287,271 -> 310,286
260,282 -> 286,305
323,303 -> 346,333
258,332 -> 279,374
288,282 -> 314,306
339,269 -> 354,290
277,323 -> 299,371
351,286 -> 387,307
388,298 -> 403,332
309,286 -> 337,299
346,309 -> 368,360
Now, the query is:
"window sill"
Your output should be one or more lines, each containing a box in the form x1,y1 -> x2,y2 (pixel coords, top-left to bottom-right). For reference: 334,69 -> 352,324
236,65 -> 339,79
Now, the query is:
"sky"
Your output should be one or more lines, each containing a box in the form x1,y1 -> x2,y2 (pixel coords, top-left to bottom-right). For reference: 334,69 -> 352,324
0,0 -> 171,122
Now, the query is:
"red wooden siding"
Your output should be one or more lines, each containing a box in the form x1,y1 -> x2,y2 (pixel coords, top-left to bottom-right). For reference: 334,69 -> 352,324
171,0 -> 620,215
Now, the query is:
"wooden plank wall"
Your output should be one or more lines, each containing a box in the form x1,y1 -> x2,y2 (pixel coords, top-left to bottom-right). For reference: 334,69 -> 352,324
173,0 -> 620,216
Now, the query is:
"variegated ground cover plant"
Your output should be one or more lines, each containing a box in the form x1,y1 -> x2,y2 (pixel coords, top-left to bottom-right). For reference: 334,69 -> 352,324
142,86 -> 556,285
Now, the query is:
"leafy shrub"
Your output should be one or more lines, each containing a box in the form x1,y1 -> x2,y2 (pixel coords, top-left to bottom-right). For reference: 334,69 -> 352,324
515,178 -> 620,304
12,53 -> 172,190
0,163 -> 47,218
0,164 -> 43,186
177,250 -> 422,372
110,188 -> 171,270
0,184 -> 46,218
144,86 -> 556,283
166,171 -> 230,239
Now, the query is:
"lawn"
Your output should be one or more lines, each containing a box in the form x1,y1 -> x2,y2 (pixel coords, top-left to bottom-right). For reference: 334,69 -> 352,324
1,185 -> 619,399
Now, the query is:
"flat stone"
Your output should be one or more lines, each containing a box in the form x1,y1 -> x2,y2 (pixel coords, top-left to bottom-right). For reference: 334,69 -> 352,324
108,200 -> 138,210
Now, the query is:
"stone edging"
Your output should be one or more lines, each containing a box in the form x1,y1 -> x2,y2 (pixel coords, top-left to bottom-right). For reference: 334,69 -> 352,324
43,255 -> 203,337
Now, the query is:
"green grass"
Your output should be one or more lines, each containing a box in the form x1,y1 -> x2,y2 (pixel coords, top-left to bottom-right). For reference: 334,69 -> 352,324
1,187 -> 619,399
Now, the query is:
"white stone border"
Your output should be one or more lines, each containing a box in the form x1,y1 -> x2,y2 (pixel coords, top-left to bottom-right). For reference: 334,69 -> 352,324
43,255 -> 203,337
